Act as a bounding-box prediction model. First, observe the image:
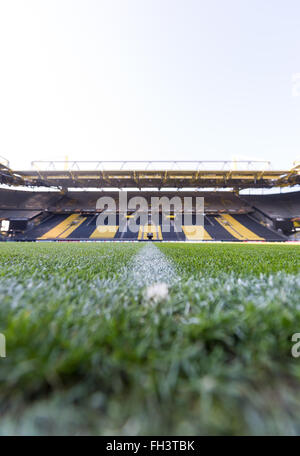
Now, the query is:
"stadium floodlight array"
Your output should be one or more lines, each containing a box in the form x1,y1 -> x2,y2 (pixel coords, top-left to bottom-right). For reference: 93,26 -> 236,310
1,158 -> 299,190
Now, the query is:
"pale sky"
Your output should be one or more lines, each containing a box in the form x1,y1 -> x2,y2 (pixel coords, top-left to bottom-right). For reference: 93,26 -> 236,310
0,0 -> 300,171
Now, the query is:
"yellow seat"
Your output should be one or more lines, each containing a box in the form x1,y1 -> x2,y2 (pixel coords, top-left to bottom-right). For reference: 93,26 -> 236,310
39,214 -> 86,239
182,225 -> 212,240
138,224 -> 163,240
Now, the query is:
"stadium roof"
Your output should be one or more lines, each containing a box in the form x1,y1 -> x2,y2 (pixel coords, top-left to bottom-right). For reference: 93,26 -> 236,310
1,160 -> 300,190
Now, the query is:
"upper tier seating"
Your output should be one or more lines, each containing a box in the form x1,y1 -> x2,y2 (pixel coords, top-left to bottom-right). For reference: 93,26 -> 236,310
243,192 -> 300,219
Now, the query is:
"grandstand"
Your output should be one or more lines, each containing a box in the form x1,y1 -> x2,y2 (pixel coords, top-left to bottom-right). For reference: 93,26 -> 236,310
0,160 -> 299,242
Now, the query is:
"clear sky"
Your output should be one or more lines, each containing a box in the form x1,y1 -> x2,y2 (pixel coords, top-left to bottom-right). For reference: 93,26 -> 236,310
0,0 -> 300,170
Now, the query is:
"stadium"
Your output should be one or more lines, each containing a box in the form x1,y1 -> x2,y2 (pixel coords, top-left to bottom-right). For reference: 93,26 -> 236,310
1,159 -> 300,242
1,0 -> 300,442
1,156 -> 300,436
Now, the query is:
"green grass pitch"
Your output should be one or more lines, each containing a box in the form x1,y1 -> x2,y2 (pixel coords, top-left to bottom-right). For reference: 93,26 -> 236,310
0,242 -> 300,435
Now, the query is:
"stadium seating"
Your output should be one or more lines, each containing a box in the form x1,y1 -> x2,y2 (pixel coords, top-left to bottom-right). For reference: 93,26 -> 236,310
243,191 -> 300,219
233,214 -> 285,241
0,189 -> 251,213
13,212 -> 285,241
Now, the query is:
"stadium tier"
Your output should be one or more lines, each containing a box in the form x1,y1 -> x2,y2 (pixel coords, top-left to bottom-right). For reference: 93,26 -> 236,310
0,188 -> 293,241
0,189 -> 251,212
3,213 -> 284,241
2,160 -> 300,188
